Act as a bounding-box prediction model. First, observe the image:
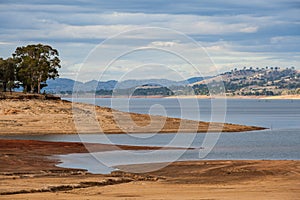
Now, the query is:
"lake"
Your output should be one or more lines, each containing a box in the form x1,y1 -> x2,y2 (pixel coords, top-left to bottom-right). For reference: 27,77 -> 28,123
2,98 -> 299,174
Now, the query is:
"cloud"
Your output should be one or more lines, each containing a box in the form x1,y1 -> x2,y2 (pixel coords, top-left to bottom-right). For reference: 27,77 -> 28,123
0,41 -> 13,45
0,11 -> 264,42
0,0 -> 299,81
150,41 -> 179,47
239,26 -> 259,33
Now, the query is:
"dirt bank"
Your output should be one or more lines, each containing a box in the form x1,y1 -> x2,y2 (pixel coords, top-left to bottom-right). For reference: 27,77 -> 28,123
0,139 -> 299,200
0,139 -> 177,174
0,98 -> 265,135
1,158 -> 299,200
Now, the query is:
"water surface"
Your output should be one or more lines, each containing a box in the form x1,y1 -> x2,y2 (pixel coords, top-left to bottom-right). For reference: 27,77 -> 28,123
2,98 -> 299,174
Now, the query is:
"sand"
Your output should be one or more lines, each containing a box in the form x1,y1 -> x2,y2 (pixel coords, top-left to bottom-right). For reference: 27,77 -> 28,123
1,94 -> 297,199
0,98 -> 264,135
262,95 -> 300,99
0,139 -> 180,174
0,139 -> 299,200
166,94 -> 300,99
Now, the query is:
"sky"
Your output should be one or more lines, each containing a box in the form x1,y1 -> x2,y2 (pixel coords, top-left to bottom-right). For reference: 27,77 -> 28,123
0,0 -> 299,81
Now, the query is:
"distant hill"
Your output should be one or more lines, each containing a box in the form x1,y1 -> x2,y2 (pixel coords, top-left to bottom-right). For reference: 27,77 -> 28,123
113,79 -> 185,89
42,77 -> 208,94
192,67 -> 300,96
41,68 -> 299,96
132,84 -> 174,96
43,78 -> 117,93
186,77 -> 211,84
43,78 -> 78,93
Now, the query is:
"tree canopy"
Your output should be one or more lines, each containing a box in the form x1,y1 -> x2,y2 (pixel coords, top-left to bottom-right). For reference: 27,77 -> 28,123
14,44 -> 61,93
0,57 -> 17,92
0,44 -> 61,93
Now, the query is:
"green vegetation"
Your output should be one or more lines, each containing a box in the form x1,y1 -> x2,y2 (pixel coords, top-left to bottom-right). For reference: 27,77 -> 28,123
0,44 -> 61,93
132,85 -> 174,96
0,57 -> 16,92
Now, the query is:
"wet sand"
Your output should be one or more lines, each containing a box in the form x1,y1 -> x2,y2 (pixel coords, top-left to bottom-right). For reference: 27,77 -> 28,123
0,139 -> 299,200
0,139 -> 176,174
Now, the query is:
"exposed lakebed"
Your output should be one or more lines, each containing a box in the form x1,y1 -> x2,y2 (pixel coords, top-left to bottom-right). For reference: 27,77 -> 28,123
1,98 -> 299,174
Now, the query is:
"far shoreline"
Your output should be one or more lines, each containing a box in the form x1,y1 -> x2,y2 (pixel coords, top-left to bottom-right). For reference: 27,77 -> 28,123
165,94 -> 300,100
59,94 -> 300,100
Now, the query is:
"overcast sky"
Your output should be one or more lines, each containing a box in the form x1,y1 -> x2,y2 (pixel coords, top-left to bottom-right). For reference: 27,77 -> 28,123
0,0 -> 299,81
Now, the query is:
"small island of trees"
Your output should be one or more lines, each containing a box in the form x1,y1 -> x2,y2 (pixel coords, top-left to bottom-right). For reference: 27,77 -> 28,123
0,44 -> 61,94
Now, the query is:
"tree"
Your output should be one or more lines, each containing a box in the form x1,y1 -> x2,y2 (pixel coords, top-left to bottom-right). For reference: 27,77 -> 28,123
0,57 -> 17,92
14,44 -> 61,93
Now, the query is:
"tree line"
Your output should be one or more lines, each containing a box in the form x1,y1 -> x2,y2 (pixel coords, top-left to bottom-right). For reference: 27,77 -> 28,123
0,44 -> 61,93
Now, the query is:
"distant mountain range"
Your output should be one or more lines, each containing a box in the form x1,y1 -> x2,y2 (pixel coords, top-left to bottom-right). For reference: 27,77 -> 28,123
42,67 -> 299,96
43,76 -> 208,93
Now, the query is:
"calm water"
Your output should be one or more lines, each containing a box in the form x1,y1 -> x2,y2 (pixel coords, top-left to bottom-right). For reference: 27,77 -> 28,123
2,98 -> 300,174
69,98 -> 300,129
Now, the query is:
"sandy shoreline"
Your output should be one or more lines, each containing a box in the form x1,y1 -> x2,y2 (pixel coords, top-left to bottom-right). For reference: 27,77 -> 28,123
165,94 -> 300,99
1,94 -> 298,199
0,139 -> 299,199
0,139 -> 179,174
0,98 -> 264,135
61,94 -> 300,99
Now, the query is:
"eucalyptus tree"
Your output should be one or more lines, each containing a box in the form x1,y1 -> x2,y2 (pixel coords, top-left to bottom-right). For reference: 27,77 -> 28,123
0,57 -> 17,92
14,44 -> 61,93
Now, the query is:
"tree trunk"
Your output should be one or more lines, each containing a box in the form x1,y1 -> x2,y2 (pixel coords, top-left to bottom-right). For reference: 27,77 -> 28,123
37,81 -> 41,94
30,82 -> 34,93
30,73 -> 35,93
37,75 -> 42,94
3,82 -> 7,92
